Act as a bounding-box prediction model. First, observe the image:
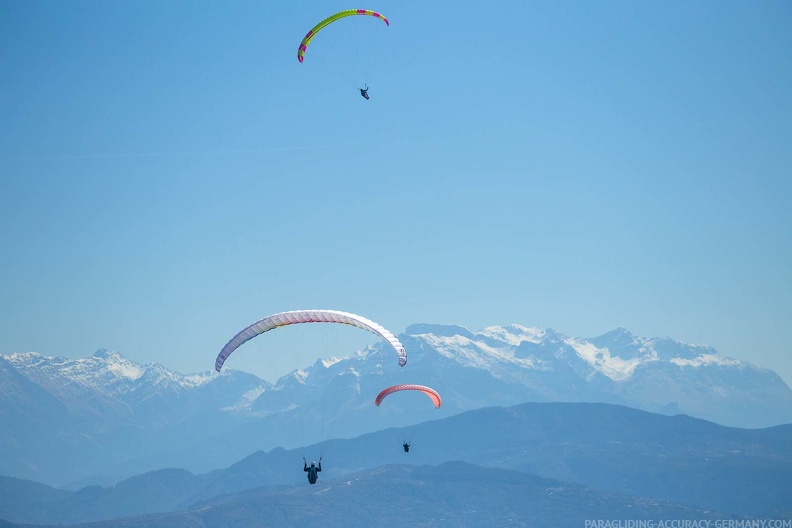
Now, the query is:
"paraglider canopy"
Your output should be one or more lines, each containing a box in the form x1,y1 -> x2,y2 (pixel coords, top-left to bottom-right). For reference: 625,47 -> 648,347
375,384 -> 442,408
297,9 -> 389,63
215,309 -> 407,372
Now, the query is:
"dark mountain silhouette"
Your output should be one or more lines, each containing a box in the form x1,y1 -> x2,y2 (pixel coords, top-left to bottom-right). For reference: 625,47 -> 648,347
1,402 -> 789,525
0,463 -> 749,528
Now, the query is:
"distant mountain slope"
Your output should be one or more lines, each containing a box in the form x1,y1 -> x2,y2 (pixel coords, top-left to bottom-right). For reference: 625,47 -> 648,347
216,402 -> 792,519
1,463 -> 749,528
1,402 -> 789,525
2,323 -> 791,486
0,351 -> 265,485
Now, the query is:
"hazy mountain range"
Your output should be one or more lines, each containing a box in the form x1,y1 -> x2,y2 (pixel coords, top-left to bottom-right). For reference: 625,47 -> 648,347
2,323 -> 791,487
0,462 -> 752,528
1,402 -> 789,526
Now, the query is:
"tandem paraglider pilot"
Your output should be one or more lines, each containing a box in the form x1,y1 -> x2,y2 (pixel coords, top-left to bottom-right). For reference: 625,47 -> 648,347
303,457 -> 322,485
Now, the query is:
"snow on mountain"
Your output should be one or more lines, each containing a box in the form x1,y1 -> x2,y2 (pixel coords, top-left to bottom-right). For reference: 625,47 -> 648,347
670,353 -> 742,368
0,349 -> 268,486
470,324 -> 753,383
404,323 -> 732,383
6,349 -> 190,396
397,323 -> 791,428
404,323 -> 476,339
566,338 -> 648,381
477,324 -> 547,346
415,331 -> 540,371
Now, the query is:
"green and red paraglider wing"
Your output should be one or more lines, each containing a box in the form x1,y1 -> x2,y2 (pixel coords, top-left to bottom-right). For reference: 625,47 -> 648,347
297,9 -> 389,63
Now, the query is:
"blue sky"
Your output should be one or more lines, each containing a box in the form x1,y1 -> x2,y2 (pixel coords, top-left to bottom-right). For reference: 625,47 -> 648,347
1,0 -> 791,384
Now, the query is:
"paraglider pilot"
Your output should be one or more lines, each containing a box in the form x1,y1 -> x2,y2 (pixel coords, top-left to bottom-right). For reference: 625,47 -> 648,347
303,457 -> 322,484
360,85 -> 370,100
403,441 -> 410,453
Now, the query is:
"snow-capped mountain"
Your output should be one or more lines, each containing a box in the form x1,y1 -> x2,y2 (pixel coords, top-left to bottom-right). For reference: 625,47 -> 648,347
3,348 -> 266,419
0,350 -> 266,486
400,324 -> 792,428
2,324 -> 791,488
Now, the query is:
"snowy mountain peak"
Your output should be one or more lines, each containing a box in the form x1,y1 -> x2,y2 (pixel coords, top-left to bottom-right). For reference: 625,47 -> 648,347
92,348 -> 122,360
319,357 -> 343,369
477,324 -> 547,346
406,324 -> 753,386
0,349 -> 218,395
89,349 -> 147,381
565,337 -> 650,381
6,351 -> 47,367
669,353 -> 743,368
404,323 -> 476,339
647,337 -> 712,361
589,327 -> 641,349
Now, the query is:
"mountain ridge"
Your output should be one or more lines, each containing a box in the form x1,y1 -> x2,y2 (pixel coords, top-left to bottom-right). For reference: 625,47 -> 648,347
2,323 -> 791,487
1,402 -> 788,525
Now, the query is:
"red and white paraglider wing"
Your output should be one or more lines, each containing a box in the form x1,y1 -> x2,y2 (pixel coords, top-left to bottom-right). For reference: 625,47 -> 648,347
375,384 -> 442,408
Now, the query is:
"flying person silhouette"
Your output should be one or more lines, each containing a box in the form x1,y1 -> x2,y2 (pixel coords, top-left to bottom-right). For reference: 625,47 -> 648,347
303,457 -> 322,484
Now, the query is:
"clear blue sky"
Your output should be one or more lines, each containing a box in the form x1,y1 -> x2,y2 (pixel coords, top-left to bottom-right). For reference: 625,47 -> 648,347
2,0 -> 791,384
